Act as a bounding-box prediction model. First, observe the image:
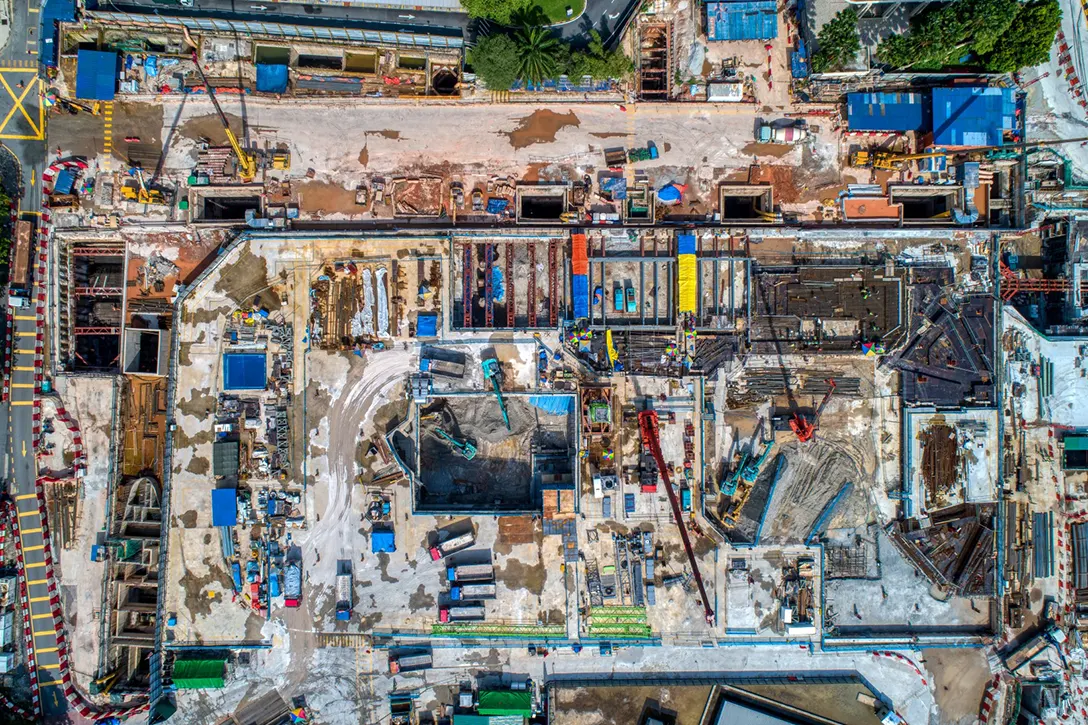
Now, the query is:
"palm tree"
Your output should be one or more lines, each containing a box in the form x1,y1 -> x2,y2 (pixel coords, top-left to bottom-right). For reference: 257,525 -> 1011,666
515,25 -> 560,84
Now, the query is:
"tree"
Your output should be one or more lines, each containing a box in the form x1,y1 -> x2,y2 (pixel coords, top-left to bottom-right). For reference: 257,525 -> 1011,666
876,0 -> 1020,70
459,0 -> 530,24
515,25 -> 563,84
468,33 -> 522,91
811,9 -> 861,73
982,0 -> 1062,72
567,30 -> 634,80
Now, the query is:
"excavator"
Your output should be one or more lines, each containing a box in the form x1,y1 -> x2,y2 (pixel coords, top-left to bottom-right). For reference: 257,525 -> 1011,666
433,428 -> 477,460
120,167 -> 167,205
482,355 -> 511,431
852,136 -> 1088,171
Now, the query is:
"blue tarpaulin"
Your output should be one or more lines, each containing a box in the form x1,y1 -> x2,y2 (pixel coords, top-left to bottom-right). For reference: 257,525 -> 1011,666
75,50 -> 119,101
706,0 -> 777,41
572,274 -> 589,320
371,528 -> 396,553
677,233 -> 696,256
256,64 -> 289,94
847,92 -> 931,132
486,198 -> 508,214
40,0 -> 75,67
223,353 -> 267,391
416,313 -> 438,337
211,488 -> 238,527
933,86 -> 1014,147
790,37 -> 809,79
529,396 -> 574,415
492,267 -> 505,302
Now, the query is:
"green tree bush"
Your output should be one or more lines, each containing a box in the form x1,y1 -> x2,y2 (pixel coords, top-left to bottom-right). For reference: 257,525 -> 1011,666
982,0 -> 1062,72
568,30 -> 634,80
468,33 -> 522,90
811,9 -> 861,73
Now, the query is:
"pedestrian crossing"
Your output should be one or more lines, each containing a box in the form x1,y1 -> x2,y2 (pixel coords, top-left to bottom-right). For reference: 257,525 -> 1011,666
0,60 -> 37,70
316,632 -> 371,648
102,102 -> 114,170
490,90 -> 510,103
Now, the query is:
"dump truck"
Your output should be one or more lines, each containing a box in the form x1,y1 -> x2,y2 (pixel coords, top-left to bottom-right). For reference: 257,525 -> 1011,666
389,652 -> 433,674
439,604 -> 486,622
335,560 -> 353,621
284,562 -> 302,608
757,124 -> 808,144
429,531 -> 474,561
422,358 -> 465,378
447,563 -> 494,582
450,583 -> 497,600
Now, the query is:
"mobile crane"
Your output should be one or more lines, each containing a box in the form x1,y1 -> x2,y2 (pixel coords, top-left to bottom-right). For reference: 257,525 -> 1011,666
638,410 -> 715,624
187,48 -> 258,181
852,136 -> 1088,171
790,379 -> 836,443
121,167 -> 167,205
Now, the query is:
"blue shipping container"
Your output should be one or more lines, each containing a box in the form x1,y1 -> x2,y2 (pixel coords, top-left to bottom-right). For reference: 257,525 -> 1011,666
603,495 -> 612,518
681,488 -> 692,511
624,493 -> 635,514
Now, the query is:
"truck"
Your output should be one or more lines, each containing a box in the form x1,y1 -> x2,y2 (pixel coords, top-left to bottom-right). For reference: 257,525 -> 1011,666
8,220 -> 31,306
335,560 -> 353,621
429,531 -> 475,560
389,651 -> 433,674
421,357 -> 465,379
447,563 -> 494,582
439,604 -> 485,622
450,583 -> 497,600
757,124 -> 808,144
284,561 -> 302,608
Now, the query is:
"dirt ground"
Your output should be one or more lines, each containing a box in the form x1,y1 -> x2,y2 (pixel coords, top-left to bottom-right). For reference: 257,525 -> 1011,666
923,648 -> 991,725
551,684 -> 714,725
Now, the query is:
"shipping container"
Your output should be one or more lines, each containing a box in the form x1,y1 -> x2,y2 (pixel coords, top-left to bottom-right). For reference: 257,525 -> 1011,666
681,487 -> 692,511
624,493 -> 635,514
602,494 -> 612,518
429,531 -> 475,560
451,583 -> 497,600
389,652 -> 432,674
645,559 -> 655,581
646,583 -> 656,606
439,604 -> 485,622
447,563 -> 494,582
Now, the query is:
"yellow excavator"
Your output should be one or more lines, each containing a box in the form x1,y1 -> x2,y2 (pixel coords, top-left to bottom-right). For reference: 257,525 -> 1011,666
121,167 -> 167,205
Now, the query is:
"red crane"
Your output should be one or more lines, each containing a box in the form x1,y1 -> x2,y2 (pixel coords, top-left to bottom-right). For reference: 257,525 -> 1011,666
638,410 -> 715,625
790,379 -> 836,443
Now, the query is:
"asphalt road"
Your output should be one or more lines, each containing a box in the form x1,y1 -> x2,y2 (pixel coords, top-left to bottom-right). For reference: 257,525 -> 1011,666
91,0 -> 641,46
1,0 -> 63,718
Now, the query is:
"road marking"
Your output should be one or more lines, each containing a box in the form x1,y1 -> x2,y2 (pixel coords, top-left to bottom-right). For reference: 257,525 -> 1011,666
36,647 -> 57,654
28,6 -> 38,11
16,493 -> 37,501
25,560 -> 45,568
23,544 -> 44,552
11,383 -> 33,388
26,577 -> 46,586
18,509 -> 37,517
13,366 -> 34,371
28,595 -> 49,603
14,348 -> 35,354
0,71 -> 43,140
11,400 -> 32,406
14,315 -> 35,320
31,612 -> 52,620
21,528 -> 42,535
39,663 -> 60,670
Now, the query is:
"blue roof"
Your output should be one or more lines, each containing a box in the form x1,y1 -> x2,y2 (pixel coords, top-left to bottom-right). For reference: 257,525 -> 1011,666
211,488 -> 238,527
847,92 -> 931,132
372,528 -> 396,553
932,86 -> 1015,147
223,353 -> 267,391
416,313 -> 438,338
706,0 -> 778,41
75,50 -> 119,101
40,0 -> 75,67
255,64 -> 289,94
572,274 -> 589,320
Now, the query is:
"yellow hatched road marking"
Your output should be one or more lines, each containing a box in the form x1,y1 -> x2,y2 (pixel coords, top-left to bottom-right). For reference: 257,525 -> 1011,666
27,578 -> 47,586
29,595 -> 49,603
36,647 -> 57,654
16,493 -> 37,501
18,509 -> 37,517
31,612 -> 52,620
21,528 -> 42,535
23,544 -> 43,552
24,560 -> 45,568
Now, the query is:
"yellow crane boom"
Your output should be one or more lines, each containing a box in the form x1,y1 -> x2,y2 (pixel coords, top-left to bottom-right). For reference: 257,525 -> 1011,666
188,50 -> 258,181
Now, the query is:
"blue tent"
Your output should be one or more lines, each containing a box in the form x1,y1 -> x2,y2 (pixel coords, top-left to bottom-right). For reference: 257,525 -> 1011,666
933,87 -> 1014,147
371,528 -> 396,553
416,313 -> 438,337
847,92 -> 931,133
255,64 -> 289,94
75,50 -> 119,101
211,488 -> 238,527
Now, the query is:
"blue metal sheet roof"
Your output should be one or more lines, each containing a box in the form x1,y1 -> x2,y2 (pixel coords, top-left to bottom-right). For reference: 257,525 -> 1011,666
706,0 -> 778,41
75,49 -> 119,101
932,86 -> 1014,147
211,488 -> 238,527
223,353 -> 267,391
847,92 -> 931,132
